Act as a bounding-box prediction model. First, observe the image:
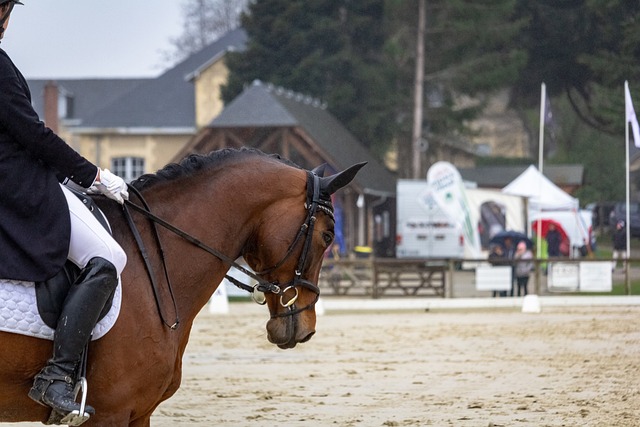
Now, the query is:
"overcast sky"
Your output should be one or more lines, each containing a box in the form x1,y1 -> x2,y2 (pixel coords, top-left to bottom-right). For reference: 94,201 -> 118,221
2,0 -> 184,78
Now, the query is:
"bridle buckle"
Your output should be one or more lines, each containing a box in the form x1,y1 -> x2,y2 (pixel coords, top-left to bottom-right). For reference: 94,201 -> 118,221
279,286 -> 299,308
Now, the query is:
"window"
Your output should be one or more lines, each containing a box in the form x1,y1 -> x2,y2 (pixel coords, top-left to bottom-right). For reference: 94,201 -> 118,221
58,91 -> 74,119
111,157 -> 145,182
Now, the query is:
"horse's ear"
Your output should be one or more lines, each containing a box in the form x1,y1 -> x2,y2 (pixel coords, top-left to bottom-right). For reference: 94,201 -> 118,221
320,162 -> 367,196
311,163 -> 327,177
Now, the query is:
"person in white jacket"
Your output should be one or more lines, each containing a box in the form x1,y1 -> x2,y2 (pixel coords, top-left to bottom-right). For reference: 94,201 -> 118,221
514,241 -> 533,296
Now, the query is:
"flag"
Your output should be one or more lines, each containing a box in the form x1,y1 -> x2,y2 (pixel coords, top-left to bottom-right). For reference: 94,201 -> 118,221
331,194 -> 345,255
544,96 -> 557,157
625,82 -> 640,147
544,96 -> 554,127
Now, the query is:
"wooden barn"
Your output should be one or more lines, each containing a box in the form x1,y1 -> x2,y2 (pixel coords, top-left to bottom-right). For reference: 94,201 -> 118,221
173,80 -> 398,257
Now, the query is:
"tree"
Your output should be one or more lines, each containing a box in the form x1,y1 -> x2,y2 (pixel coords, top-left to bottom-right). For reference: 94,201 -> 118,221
508,0 -> 640,204
217,0 -> 639,202
512,0 -> 640,136
222,0 -> 401,160
161,0 -> 248,65
385,0 -> 526,176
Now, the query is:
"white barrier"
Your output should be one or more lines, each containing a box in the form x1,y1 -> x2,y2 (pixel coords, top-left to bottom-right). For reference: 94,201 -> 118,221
208,282 -> 229,314
521,294 -> 541,313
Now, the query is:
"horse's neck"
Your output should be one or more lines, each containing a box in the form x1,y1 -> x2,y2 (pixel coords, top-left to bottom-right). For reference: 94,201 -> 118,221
158,194 -> 249,306
109,159 -> 305,323
126,170 -> 284,319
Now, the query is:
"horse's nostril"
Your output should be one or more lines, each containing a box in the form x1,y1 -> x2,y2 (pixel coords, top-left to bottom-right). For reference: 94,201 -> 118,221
299,330 -> 315,343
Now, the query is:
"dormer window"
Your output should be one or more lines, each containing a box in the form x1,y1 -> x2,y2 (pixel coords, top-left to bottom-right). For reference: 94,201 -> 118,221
57,86 -> 74,119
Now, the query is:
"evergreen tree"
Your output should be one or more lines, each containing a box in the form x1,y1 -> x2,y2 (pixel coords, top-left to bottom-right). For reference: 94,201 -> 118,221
385,0 -> 526,175
217,0 -> 640,202
222,0 -> 400,159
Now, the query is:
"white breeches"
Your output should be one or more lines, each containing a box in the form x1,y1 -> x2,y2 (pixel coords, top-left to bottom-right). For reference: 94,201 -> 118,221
60,184 -> 127,276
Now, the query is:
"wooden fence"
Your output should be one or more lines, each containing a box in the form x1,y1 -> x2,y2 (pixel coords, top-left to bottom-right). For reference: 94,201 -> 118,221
318,257 -> 636,298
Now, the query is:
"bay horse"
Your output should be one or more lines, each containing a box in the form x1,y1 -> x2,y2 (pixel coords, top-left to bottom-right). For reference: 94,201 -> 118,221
0,147 -> 365,426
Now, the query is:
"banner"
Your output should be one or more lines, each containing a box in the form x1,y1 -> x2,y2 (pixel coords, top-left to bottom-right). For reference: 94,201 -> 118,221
425,162 -> 481,258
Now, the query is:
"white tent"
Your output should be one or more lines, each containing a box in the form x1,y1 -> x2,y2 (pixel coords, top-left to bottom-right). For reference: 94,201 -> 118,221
502,165 -> 578,211
502,165 -> 590,256
529,210 -> 592,256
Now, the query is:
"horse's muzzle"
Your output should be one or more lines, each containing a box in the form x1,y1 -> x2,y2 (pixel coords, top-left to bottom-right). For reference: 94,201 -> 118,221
266,312 -> 316,349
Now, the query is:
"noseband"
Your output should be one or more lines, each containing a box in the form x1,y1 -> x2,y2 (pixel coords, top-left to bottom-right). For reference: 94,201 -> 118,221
245,171 -> 333,318
223,171 -> 332,318
123,170 -> 331,326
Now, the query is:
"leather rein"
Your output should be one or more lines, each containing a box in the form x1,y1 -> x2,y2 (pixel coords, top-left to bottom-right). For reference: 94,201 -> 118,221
121,171 -> 331,327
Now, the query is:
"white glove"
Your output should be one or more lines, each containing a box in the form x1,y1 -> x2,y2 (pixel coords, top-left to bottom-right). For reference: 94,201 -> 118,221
89,168 -> 129,204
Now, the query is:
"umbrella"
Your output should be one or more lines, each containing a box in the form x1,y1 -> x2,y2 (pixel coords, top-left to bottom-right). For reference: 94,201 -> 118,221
531,218 -> 568,241
489,230 -> 534,250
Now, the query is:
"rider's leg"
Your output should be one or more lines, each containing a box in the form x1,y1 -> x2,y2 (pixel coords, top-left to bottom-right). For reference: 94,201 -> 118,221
28,185 -> 126,415
62,185 -> 127,274
28,257 -> 117,415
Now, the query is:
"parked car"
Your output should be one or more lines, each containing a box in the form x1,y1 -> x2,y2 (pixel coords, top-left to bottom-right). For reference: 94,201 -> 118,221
585,202 -> 615,228
609,202 -> 640,237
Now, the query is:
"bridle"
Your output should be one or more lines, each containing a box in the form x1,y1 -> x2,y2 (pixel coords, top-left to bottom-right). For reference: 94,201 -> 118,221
122,170 -> 331,327
247,171 -> 334,318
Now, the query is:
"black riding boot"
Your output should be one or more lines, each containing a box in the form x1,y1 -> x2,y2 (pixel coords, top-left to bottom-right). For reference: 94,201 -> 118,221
28,257 -> 118,417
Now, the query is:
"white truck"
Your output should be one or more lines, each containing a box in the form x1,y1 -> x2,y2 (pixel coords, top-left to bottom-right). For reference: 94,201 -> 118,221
396,180 -> 464,259
396,179 -> 526,259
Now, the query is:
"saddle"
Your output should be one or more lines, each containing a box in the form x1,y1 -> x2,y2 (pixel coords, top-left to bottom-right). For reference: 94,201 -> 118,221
34,188 -> 115,329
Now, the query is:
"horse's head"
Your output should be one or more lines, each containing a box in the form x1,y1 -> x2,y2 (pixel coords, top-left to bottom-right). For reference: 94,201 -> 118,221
243,162 -> 366,349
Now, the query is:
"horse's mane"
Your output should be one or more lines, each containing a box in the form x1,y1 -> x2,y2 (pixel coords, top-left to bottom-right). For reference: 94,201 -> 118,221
131,147 -> 300,190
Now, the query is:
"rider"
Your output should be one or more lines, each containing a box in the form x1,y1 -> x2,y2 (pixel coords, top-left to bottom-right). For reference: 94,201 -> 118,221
0,0 -> 128,418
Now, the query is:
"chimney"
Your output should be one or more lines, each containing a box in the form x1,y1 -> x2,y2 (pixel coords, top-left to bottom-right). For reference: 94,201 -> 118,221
43,80 -> 59,133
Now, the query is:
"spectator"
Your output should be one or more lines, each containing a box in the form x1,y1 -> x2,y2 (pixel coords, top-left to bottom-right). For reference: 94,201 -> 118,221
488,244 -> 508,297
502,237 -> 517,295
514,241 -> 533,296
612,220 -> 627,271
546,223 -> 562,258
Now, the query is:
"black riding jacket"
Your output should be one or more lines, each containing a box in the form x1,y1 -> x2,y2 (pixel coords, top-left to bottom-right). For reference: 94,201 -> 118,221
0,48 -> 97,281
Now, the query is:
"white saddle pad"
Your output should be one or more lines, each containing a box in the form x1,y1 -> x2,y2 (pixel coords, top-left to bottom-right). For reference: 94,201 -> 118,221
0,278 -> 122,341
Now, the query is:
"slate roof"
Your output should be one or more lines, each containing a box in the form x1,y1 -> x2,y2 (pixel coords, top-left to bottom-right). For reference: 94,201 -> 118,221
458,164 -> 584,188
27,78 -> 147,124
209,80 -> 397,195
76,28 -> 248,131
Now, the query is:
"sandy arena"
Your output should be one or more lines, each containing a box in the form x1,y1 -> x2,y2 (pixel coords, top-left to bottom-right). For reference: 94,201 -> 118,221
5,302 -> 640,426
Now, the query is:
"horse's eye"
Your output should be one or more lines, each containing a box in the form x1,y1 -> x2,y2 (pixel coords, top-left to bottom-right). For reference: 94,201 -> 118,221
322,232 -> 334,246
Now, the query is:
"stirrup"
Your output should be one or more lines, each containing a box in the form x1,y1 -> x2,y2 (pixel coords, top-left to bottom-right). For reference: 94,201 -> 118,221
44,378 -> 91,426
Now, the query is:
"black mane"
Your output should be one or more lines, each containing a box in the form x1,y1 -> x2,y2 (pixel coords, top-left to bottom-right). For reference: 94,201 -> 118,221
131,147 -> 299,190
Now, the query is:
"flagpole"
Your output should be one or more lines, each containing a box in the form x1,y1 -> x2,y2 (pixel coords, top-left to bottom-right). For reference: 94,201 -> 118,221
625,81 -> 631,269
536,83 -> 546,260
538,83 -> 546,174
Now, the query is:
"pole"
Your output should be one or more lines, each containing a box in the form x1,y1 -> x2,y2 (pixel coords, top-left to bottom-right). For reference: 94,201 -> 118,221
411,0 -> 425,179
536,83 -> 546,260
624,81 -> 631,293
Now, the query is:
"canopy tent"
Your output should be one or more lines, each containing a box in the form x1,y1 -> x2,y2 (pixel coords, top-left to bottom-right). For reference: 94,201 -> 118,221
502,166 -> 591,257
501,165 -> 579,211
530,210 -> 592,257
